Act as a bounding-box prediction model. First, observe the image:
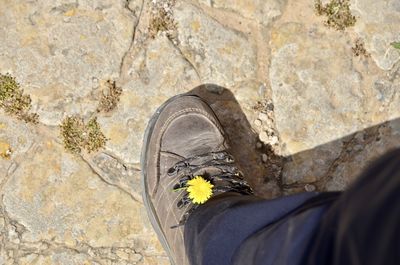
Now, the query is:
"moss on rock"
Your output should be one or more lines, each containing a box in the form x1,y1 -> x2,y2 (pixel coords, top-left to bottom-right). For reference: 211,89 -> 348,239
315,0 -> 356,31
0,73 -> 38,123
60,116 -> 107,154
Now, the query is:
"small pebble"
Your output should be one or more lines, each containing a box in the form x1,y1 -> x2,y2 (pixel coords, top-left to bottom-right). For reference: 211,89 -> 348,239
304,184 -> 316,192
259,131 -> 269,143
261,154 -> 268,163
262,119 -> 273,128
256,142 -> 263,149
258,112 -> 269,121
91,77 -> 99,89
254,119 -> 262,126
270,135 -> 279,145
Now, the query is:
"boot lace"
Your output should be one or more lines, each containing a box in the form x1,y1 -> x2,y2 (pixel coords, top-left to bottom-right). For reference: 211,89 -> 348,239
167,151 -> 253,228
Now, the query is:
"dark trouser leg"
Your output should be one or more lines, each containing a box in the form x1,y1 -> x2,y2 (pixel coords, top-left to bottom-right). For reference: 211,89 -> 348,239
184,191 -> 339,265
305,148 -> 400,265
184,149 -> 400,265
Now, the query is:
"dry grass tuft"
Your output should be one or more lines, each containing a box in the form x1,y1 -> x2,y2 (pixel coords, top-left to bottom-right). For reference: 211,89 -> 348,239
352,38 -> 370,57
97,80 -> 122,113
149,0 -> 177,39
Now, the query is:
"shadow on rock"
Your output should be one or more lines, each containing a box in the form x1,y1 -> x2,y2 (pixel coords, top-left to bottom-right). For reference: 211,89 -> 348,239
188,84 -> 283,199
188,84 -> 400,199
282,118 -> 400,194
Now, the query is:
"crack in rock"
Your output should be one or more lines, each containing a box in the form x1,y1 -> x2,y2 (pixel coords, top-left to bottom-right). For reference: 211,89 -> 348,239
1,200 -> 146,264
119,0 -> 145,79
80,152 -> 143,203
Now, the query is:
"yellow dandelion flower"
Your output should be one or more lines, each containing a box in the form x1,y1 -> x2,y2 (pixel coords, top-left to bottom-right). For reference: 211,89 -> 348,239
187,176 -> 214,204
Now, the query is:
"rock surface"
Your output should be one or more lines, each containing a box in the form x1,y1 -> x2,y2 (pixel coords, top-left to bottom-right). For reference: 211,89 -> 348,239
270,22 -> 366,185
0,0 -> 136,126
98,35 -> 200,164
174,2 -> 258,87
1,0 -> 400,263
197,0 -> 287,26
351,0 -> 400,70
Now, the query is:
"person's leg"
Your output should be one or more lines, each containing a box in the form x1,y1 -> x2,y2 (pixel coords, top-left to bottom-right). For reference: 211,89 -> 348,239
184,149 -> 400,265
305,148 -> 400,265
184,192 -> 339,265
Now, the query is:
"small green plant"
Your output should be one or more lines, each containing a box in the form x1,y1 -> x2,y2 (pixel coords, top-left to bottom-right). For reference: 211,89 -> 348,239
315,0 -> 356,30
0,73 -> 38,123
86,117 -> 107,152
391,42 -> 400,50
97,80 -> 122,113
60,115 -> 107,154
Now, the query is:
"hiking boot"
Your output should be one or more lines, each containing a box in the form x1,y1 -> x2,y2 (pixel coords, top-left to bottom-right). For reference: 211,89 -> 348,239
141,94 -> 253,265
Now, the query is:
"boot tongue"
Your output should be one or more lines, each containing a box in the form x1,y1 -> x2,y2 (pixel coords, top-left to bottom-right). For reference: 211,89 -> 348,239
161,113 -> 225,158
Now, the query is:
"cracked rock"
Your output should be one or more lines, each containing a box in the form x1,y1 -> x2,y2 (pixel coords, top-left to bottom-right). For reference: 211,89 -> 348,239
0,0 -> 137,125
351,0 -> 400,70
2,138 -> 163,260
174,2 -> 257,87
98,35 -> 200,164
197,0 -> 287,26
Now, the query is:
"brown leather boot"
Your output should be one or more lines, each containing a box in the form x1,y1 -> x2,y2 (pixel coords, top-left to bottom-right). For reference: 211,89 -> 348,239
141,94 -> 253,265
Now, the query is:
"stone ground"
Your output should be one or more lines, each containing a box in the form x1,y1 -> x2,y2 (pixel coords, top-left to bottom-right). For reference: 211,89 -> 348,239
0,0 -> 400,264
